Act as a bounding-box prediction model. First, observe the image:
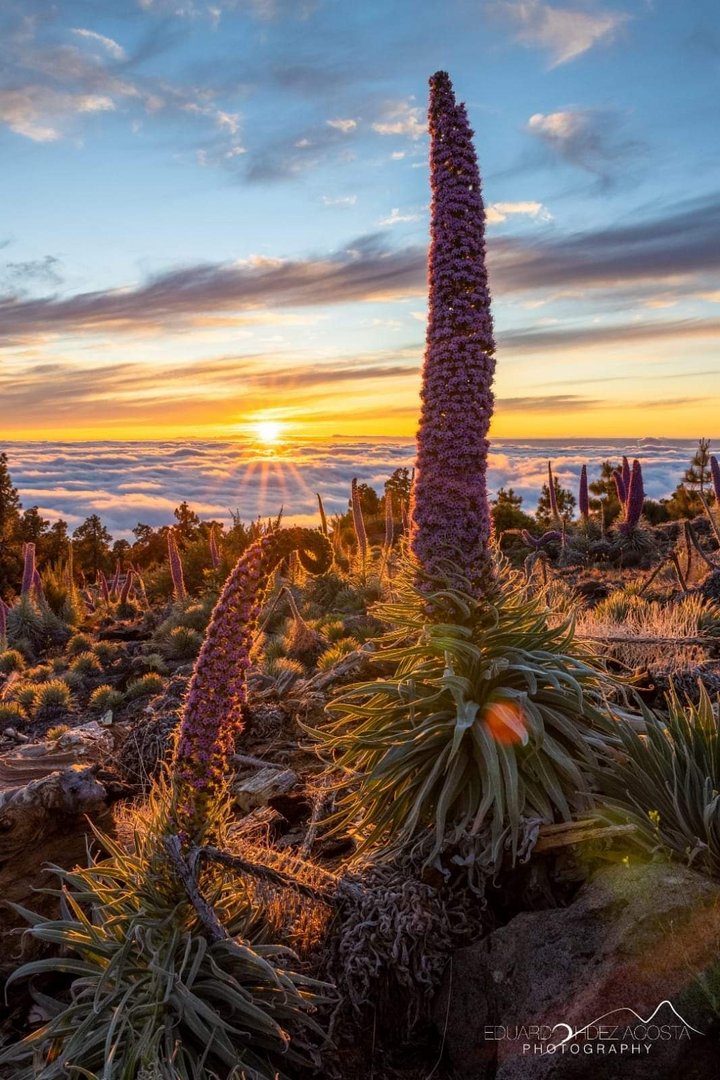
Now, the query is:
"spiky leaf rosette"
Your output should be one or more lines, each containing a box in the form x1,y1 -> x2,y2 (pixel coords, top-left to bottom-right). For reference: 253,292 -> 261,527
315,557 -> 615,875
592,684 -> 720,879
172,526 -> 333,844
0,783 -> 331,1080
410,71 -> 496,599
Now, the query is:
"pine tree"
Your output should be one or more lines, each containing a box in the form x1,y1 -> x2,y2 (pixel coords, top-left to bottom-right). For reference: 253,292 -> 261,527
683,438 -> 712,497
536,478 -> 576,530
0,451 -> 21,546
73,514 -> 113,576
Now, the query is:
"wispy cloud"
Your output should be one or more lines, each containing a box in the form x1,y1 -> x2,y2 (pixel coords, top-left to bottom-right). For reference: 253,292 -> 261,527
378,207 -> 422,226
71,28 -> 126,61
527,108 -> 641,180
493,0 -> 630,66
372,99 -> 426,139
486,200 -> 552,224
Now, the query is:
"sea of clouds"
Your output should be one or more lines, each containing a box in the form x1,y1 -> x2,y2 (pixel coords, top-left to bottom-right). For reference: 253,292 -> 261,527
2,438 -> 706,540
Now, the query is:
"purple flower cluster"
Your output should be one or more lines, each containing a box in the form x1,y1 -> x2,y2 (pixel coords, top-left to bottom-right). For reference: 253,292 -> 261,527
410,71 -> 496,597
618,459 -> 645,534
579,465 -> 589,520
167,531 -> 187,602
21,543 -> 35,597
171,526 -> 332,843
351,478 -> 368,560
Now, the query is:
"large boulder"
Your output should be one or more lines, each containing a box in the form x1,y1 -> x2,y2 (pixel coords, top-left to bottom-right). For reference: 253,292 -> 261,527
435,862 -> 720,1079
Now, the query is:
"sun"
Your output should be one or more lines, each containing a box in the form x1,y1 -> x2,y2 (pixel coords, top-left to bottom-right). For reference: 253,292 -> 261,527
254,420 -> 283,444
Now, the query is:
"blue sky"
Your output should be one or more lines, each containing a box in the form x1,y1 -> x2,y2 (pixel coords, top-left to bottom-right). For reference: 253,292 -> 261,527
1,0 -> 718,439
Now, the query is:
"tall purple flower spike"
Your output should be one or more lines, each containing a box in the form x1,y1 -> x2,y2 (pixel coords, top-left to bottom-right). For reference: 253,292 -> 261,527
613,469 -> 626,507
547,461 -> 561,523
0,597 -> 7,643
167,531 -> 187,602
579,464 -> 589,519
621,456 -> 631,497
21,543 -> 36,597
619,459 -> 645,534
317,493 -> 329,537
351,478 -> 368,560
209,525 -> 221,570
171,527 -> 332,843
410,71 -> 496,597
710,455 -> 720,505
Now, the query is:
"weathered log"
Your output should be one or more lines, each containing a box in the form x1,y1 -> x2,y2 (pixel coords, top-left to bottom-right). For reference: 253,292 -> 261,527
0,764 -> 111,972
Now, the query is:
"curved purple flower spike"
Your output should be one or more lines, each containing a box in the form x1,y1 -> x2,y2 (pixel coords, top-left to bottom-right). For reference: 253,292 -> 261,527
410,71 -> 496,598
621,456 -> 631,497
579,465 -> 589,520
171,526 -> 332,843
522,529 -> 562,550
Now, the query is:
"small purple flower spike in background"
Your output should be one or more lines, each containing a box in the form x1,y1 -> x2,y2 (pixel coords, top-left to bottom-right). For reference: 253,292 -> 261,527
579,465 -> 589,520
167,530 -> 187,602
613,469 -> 627,507
619,459 -> 645,534
171,526 -> 332,844
547,462 -> 561,524
351,478 -> 368,561
209,525 -> 221,570
21,543 -> 36,597
410,71 -> 496,598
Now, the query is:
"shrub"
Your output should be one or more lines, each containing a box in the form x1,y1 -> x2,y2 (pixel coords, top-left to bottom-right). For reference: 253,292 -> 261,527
89,685 -> 124,713
69,650 -> 103,676
316,564 -> 615,881
593,685 -> 720,880
67,632 -> 93,656
0,702 -> 24,725
62,669 -> 86,691
0,649 -> 25,674
93,640 -> 122,666
316,637 -> 358,671
265,656 -> 305,686
37,679 -> 72,712
160,625 -> 203,661
126,672 -> 165,701
0,785 -> 331,1080
46,724 -> 71,741
10,682 -> 39,714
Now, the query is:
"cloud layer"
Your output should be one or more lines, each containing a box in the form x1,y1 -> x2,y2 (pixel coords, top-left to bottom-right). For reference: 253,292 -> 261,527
4,437 -> 702,538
